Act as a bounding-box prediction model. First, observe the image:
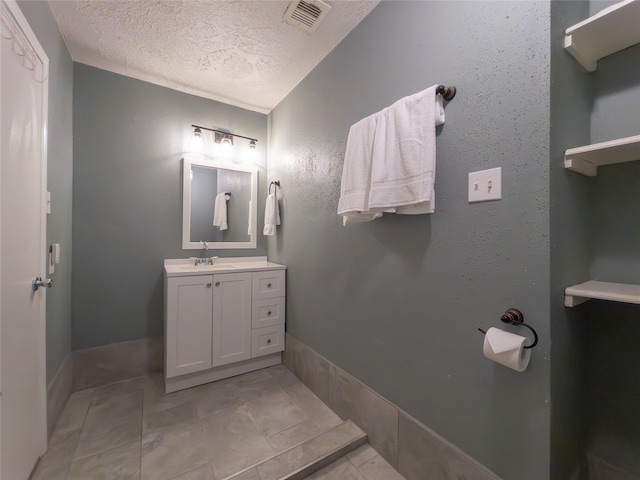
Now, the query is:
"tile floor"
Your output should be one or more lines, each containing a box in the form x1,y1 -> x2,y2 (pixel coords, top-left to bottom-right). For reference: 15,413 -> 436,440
33,365 -> 405,480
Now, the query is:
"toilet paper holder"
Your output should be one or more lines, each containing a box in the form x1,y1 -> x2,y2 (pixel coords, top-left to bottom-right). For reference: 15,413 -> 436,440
478,308 -> 538,349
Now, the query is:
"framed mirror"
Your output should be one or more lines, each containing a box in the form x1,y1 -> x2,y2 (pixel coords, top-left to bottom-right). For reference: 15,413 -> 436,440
182,155 -> 258,249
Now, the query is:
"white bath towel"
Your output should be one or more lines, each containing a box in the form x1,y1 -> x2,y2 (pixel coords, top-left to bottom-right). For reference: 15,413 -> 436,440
337,112 -> 384,224
213,192 -> 228,231
368,85 -> 444,214
263,193 -> 280,236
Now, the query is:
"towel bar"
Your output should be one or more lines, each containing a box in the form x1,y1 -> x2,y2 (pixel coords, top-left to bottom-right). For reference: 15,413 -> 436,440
436,85 -> 456,101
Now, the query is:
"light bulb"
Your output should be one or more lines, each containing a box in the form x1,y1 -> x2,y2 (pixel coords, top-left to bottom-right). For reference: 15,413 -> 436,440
190,127 -> 204,151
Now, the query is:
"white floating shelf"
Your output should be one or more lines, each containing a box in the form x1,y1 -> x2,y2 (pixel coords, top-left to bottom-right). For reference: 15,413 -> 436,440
564,134 -> 640,176
564,0 -> 640,72
565,281 -> 640,307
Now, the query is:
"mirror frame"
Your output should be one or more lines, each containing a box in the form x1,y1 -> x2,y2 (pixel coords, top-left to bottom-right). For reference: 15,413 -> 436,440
182,155 -> 258,249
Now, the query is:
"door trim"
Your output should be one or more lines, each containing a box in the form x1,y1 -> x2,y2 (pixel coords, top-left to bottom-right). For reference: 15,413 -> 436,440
0,0 -> 49,464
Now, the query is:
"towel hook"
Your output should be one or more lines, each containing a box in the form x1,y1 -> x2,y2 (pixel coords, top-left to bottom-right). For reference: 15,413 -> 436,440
436,85 -> 456,101
477,308 -> 538,349
269,180 -> 280,195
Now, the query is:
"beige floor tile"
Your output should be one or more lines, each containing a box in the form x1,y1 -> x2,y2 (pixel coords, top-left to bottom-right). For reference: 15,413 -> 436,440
306,457 -> 362,479
283,381 -> 342,430
42,365 -> 406,480
31,429 -> 79,480
266,418 -> 325,451
358,455 -> 406,480
257,421 -> 365,480
169,463 -> 216,480
74,389 -> 143,460
225,467 -> 262,480
347,444 -> 379,469
246,384 -> 309,436
192,380 -> 245,418
67,441 -> 140,480
143,401 -> 200,433
205,404 -> 278,479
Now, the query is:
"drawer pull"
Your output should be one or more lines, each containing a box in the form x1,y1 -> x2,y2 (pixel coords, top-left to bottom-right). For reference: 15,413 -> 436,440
267,283 -> 272,288
267,311 -> 272,316
267,339 -> 272,344
206,283 -> 212,288
215,281 -> 220,287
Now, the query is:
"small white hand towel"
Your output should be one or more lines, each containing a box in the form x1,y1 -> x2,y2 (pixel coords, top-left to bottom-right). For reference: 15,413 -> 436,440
337,112 -> 384,224
368,85 -> 444,213
213,192 -> 228,231
263,193 -> 280,236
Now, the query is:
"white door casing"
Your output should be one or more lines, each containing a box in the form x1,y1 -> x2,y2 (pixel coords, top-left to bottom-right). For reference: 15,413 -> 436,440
0,0 -> 49,477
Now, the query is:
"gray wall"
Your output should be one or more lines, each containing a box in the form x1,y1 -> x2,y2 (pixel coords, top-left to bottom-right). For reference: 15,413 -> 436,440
72,64 -> 267,350
549,1 -> 593,478
17,1 -> 74,385
268,2 -> 551,479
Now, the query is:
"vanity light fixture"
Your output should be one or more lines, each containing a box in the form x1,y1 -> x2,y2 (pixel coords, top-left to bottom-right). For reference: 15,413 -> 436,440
191,125 -> 258,150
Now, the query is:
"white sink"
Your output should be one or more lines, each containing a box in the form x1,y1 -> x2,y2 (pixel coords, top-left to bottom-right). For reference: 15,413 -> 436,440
179,263 -> 237,271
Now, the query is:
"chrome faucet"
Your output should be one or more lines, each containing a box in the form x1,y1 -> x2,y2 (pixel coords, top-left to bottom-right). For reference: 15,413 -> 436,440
195,241 -> 209,266
195,241 -> 218,266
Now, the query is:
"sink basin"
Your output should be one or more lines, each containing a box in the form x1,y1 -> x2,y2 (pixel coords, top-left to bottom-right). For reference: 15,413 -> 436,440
179,263 -> 237,270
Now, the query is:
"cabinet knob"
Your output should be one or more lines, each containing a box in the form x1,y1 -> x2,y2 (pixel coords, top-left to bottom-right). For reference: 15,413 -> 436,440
206,283 -> 212,288
215,281 -> 220,287
267,283 -> 272,288
267,339 -> 272,344
267,311 -> 272,316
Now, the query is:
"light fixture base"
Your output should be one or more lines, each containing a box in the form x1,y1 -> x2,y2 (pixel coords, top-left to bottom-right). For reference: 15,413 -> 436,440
214,131 -> 234,145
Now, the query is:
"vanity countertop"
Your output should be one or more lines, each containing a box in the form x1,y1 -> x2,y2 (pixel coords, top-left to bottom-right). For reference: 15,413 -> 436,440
164,256 -> 285,277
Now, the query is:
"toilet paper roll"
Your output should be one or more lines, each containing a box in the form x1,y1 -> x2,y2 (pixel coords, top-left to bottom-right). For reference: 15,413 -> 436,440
483,327 -> 531,372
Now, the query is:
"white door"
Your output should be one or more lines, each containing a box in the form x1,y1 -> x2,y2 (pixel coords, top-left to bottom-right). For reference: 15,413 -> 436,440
0,0 -> 49,478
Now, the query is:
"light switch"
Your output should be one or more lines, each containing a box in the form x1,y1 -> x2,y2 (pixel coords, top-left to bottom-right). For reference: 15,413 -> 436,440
468,167 -> 502,203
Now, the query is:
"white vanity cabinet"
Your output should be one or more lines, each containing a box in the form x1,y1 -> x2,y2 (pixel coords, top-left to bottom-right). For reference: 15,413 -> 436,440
164,257 -> 286,393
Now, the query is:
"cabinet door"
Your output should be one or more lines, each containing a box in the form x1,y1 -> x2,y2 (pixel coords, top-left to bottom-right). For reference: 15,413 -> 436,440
165,275 -> 213,378
212,272 -> 252,367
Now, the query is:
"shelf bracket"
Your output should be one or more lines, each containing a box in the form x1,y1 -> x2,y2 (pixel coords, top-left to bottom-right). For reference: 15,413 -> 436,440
563,34 -> 597,72
564,157 -> 597,176
564,294 -> 590,308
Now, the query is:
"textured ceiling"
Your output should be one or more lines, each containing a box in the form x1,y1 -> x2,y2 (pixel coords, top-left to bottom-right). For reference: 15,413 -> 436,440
48,0 -> 380,113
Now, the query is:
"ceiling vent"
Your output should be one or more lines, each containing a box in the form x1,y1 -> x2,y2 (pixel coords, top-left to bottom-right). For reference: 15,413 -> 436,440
284,0 -> 331,33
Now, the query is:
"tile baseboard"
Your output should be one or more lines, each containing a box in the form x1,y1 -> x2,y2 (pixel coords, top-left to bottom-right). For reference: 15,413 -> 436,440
283,333 -> 501,480
72,336 -> 163,391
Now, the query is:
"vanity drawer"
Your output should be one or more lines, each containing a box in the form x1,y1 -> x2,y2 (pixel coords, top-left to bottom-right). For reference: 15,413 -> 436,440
252,297 -> 285,329
252,270 -> 285,300
251,325 -> 285,357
